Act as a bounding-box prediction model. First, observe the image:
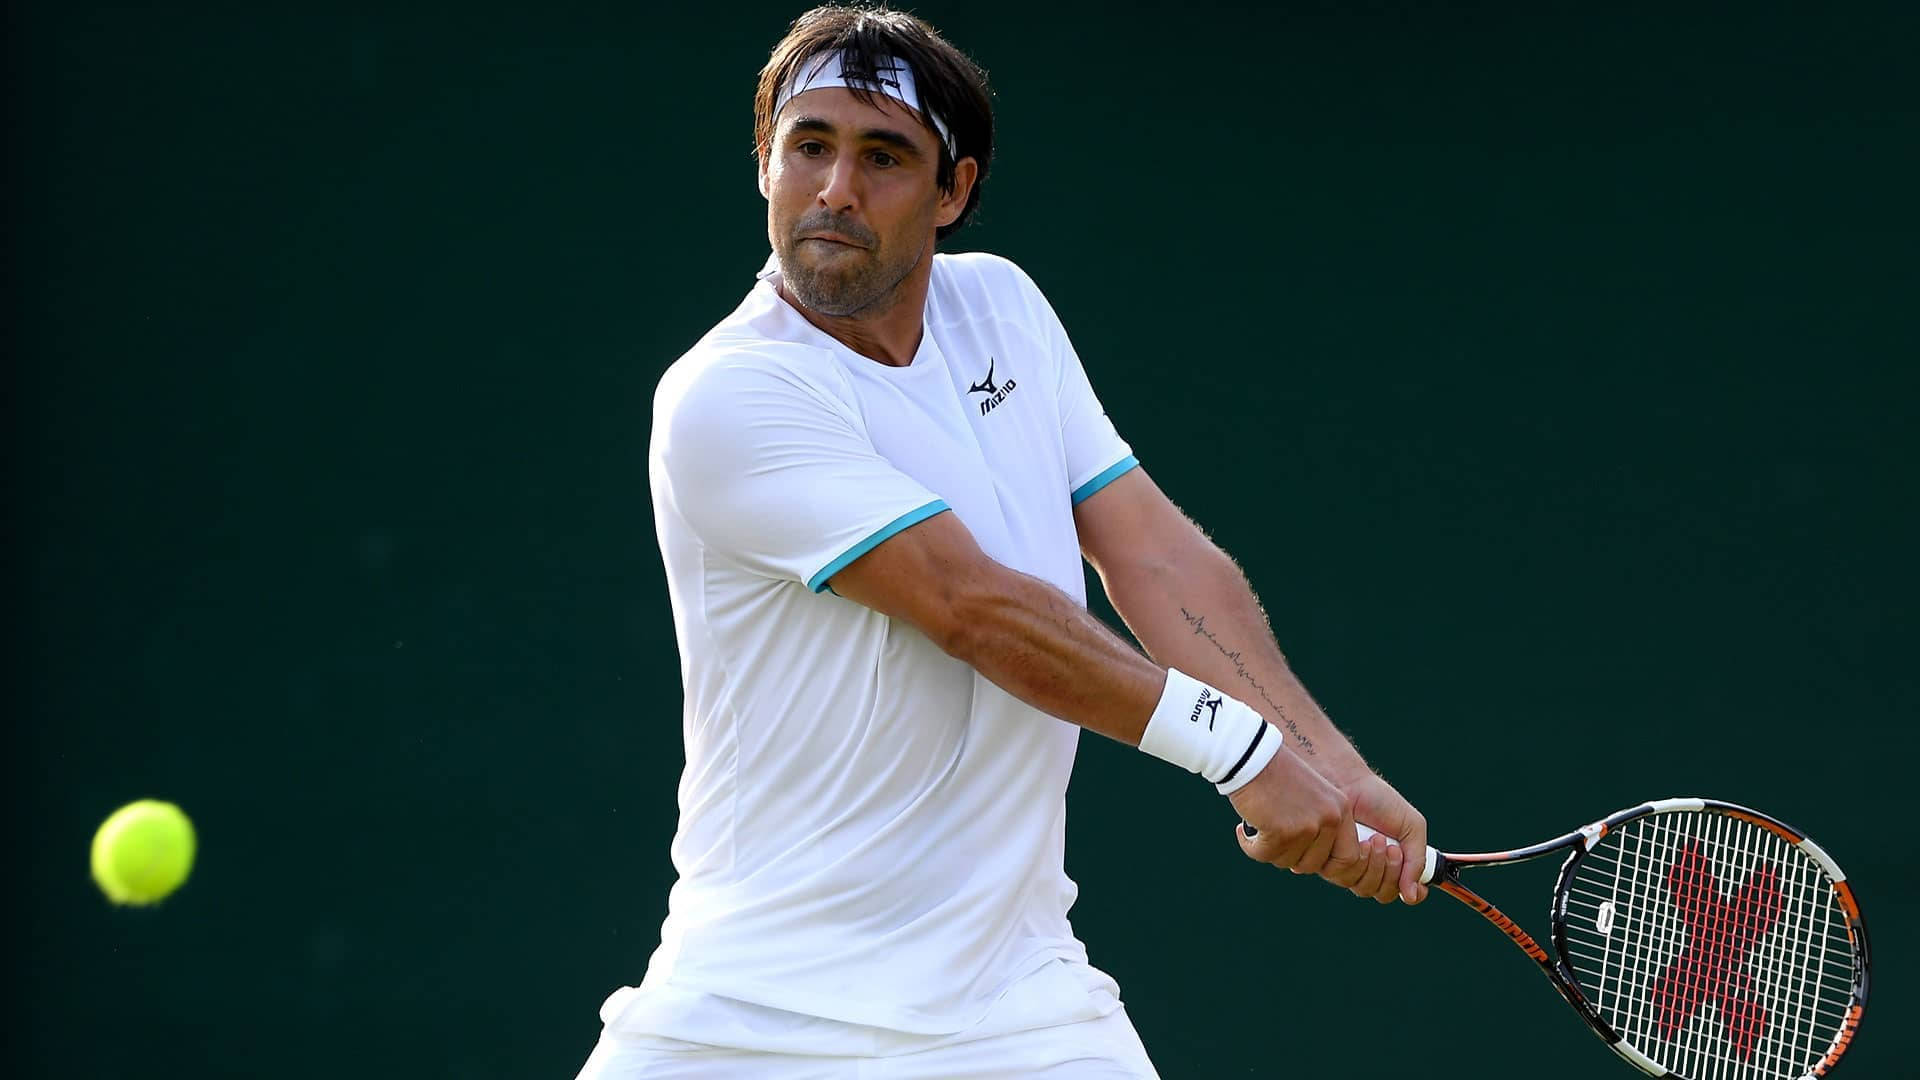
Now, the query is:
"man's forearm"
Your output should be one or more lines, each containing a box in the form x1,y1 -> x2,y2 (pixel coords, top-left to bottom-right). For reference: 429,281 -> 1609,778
831,505 -> 1419,897
1093,539 -> 1371,782
942,567 -> 1167,747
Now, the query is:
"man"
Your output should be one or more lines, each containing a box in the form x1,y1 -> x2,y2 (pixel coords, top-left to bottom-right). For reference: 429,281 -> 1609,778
577,6 -> 1429,1077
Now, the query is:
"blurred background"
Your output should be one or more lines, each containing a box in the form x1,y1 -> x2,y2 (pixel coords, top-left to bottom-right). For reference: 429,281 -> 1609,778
13,1 -> 1915,1076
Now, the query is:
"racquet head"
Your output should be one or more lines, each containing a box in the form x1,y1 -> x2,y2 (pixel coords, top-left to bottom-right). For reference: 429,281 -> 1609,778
1551,799 -> 1868,1078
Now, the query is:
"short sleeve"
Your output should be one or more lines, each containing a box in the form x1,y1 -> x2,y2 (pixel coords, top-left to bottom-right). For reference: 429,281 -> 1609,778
1056,334 -> 1138,504
655,355 -> 949,592
1005,264 -> 1137,503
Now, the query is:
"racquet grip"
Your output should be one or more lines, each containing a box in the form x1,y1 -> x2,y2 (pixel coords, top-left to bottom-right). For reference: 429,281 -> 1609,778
1241,820 -> 1440,886
1353,823 -> 1439,886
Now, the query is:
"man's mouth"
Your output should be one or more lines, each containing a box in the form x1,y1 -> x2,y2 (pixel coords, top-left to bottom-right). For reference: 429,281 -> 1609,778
799,232 -> 865,249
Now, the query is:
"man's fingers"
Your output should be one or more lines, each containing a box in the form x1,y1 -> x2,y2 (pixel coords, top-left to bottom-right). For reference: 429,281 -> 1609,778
1397,860 -> 1427,904
1317,812 -> 1366,887
1240,817 -> 1425,905
1352,839 -> 1402,903
1345,834 -> 1386,898
1239,821 -> 1311,873
1377,843 -> 1405,903
1397,820 -> 1431,905
1293,818 -> 1340,877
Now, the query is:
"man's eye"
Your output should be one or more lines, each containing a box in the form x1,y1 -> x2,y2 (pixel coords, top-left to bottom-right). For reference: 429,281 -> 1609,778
870,152 -> 897,168
798,141 -> 827,157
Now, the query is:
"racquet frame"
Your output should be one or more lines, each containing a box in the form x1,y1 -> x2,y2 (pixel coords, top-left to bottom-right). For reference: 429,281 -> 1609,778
1426,797 -> 1870,1078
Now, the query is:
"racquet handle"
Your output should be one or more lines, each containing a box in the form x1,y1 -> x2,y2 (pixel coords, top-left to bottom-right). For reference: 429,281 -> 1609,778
1353,823 -> 1439,886
1241,821 -> 1440,886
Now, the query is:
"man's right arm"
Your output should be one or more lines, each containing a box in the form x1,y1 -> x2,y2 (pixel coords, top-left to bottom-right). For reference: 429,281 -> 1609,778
828,508 -> 1383,889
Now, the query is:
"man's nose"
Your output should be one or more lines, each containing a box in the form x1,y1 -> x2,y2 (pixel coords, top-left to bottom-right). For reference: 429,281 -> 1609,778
816,155 -> 859,213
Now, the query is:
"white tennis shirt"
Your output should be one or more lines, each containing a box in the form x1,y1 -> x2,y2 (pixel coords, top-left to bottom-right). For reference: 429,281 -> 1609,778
630,251 -> 1139,1049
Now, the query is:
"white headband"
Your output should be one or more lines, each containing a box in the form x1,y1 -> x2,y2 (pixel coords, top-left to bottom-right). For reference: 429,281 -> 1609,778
774,50 -> 956,159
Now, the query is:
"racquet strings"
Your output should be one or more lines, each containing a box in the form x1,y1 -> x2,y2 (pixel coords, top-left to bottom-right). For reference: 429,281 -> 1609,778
1560,811 -> 1856,1079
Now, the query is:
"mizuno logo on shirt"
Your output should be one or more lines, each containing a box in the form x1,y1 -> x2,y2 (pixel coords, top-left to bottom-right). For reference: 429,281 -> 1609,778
1191,690 -> 1224,729
968,357 -> 1018,416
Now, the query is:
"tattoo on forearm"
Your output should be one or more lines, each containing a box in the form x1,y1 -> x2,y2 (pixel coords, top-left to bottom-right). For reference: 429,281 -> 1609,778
1179,607 -> 1318,756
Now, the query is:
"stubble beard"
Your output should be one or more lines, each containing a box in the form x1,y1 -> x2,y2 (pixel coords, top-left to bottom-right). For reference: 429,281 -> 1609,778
777,222 -> 925,319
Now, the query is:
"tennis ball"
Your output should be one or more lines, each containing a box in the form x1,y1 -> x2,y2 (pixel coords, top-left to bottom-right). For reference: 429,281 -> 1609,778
91,799 -> 196,906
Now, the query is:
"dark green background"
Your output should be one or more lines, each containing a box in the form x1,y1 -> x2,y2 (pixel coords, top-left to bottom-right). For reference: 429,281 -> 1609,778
14,2 -> 1915,1076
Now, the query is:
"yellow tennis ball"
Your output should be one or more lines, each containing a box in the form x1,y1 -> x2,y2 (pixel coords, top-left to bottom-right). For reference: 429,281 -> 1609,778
91,799 -> 196,906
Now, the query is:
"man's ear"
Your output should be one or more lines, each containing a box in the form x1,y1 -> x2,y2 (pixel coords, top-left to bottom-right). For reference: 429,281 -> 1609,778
933,157 -> 980,229
757,156 -> 770,199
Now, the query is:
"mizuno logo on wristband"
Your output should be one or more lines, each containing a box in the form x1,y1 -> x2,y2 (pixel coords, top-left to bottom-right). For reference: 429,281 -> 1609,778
1190,690 -> 1224,729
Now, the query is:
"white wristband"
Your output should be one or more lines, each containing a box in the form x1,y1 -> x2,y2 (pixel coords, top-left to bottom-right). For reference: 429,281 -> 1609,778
1214,719 -> 1283,796
1139,669 -> 1284,795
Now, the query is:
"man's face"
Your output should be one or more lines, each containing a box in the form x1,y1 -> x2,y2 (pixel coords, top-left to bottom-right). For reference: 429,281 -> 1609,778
763,87 -> 946,318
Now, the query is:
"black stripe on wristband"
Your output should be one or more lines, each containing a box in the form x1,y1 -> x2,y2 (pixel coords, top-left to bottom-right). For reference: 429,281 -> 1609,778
1212,722 -> 1267,786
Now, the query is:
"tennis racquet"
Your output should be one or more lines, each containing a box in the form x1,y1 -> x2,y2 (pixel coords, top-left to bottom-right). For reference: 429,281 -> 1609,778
1260,797 -> 1870,1077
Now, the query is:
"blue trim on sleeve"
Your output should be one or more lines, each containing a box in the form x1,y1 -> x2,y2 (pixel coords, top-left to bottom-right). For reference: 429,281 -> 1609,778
1070,455 -> 1140,506
807,500 -> 951,594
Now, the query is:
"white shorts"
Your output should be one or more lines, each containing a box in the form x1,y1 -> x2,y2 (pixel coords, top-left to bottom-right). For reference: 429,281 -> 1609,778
573,1006 -> 1159,1079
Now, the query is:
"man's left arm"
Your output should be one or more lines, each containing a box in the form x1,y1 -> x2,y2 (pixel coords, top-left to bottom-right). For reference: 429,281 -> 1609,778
1075,466 -> 1429,905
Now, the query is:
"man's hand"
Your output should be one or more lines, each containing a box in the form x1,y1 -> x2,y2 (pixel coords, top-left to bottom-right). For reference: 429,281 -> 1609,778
1340,772 -> 1430,906
1225,747 -> 1369,889
1231,752 -> 1431,906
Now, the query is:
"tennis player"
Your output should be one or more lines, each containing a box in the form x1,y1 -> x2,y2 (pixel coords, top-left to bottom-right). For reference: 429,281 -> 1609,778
577,6 -> 1429,1077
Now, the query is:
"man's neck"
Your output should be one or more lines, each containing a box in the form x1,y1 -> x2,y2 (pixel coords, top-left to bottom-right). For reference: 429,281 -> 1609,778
778,246 -> 934,367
